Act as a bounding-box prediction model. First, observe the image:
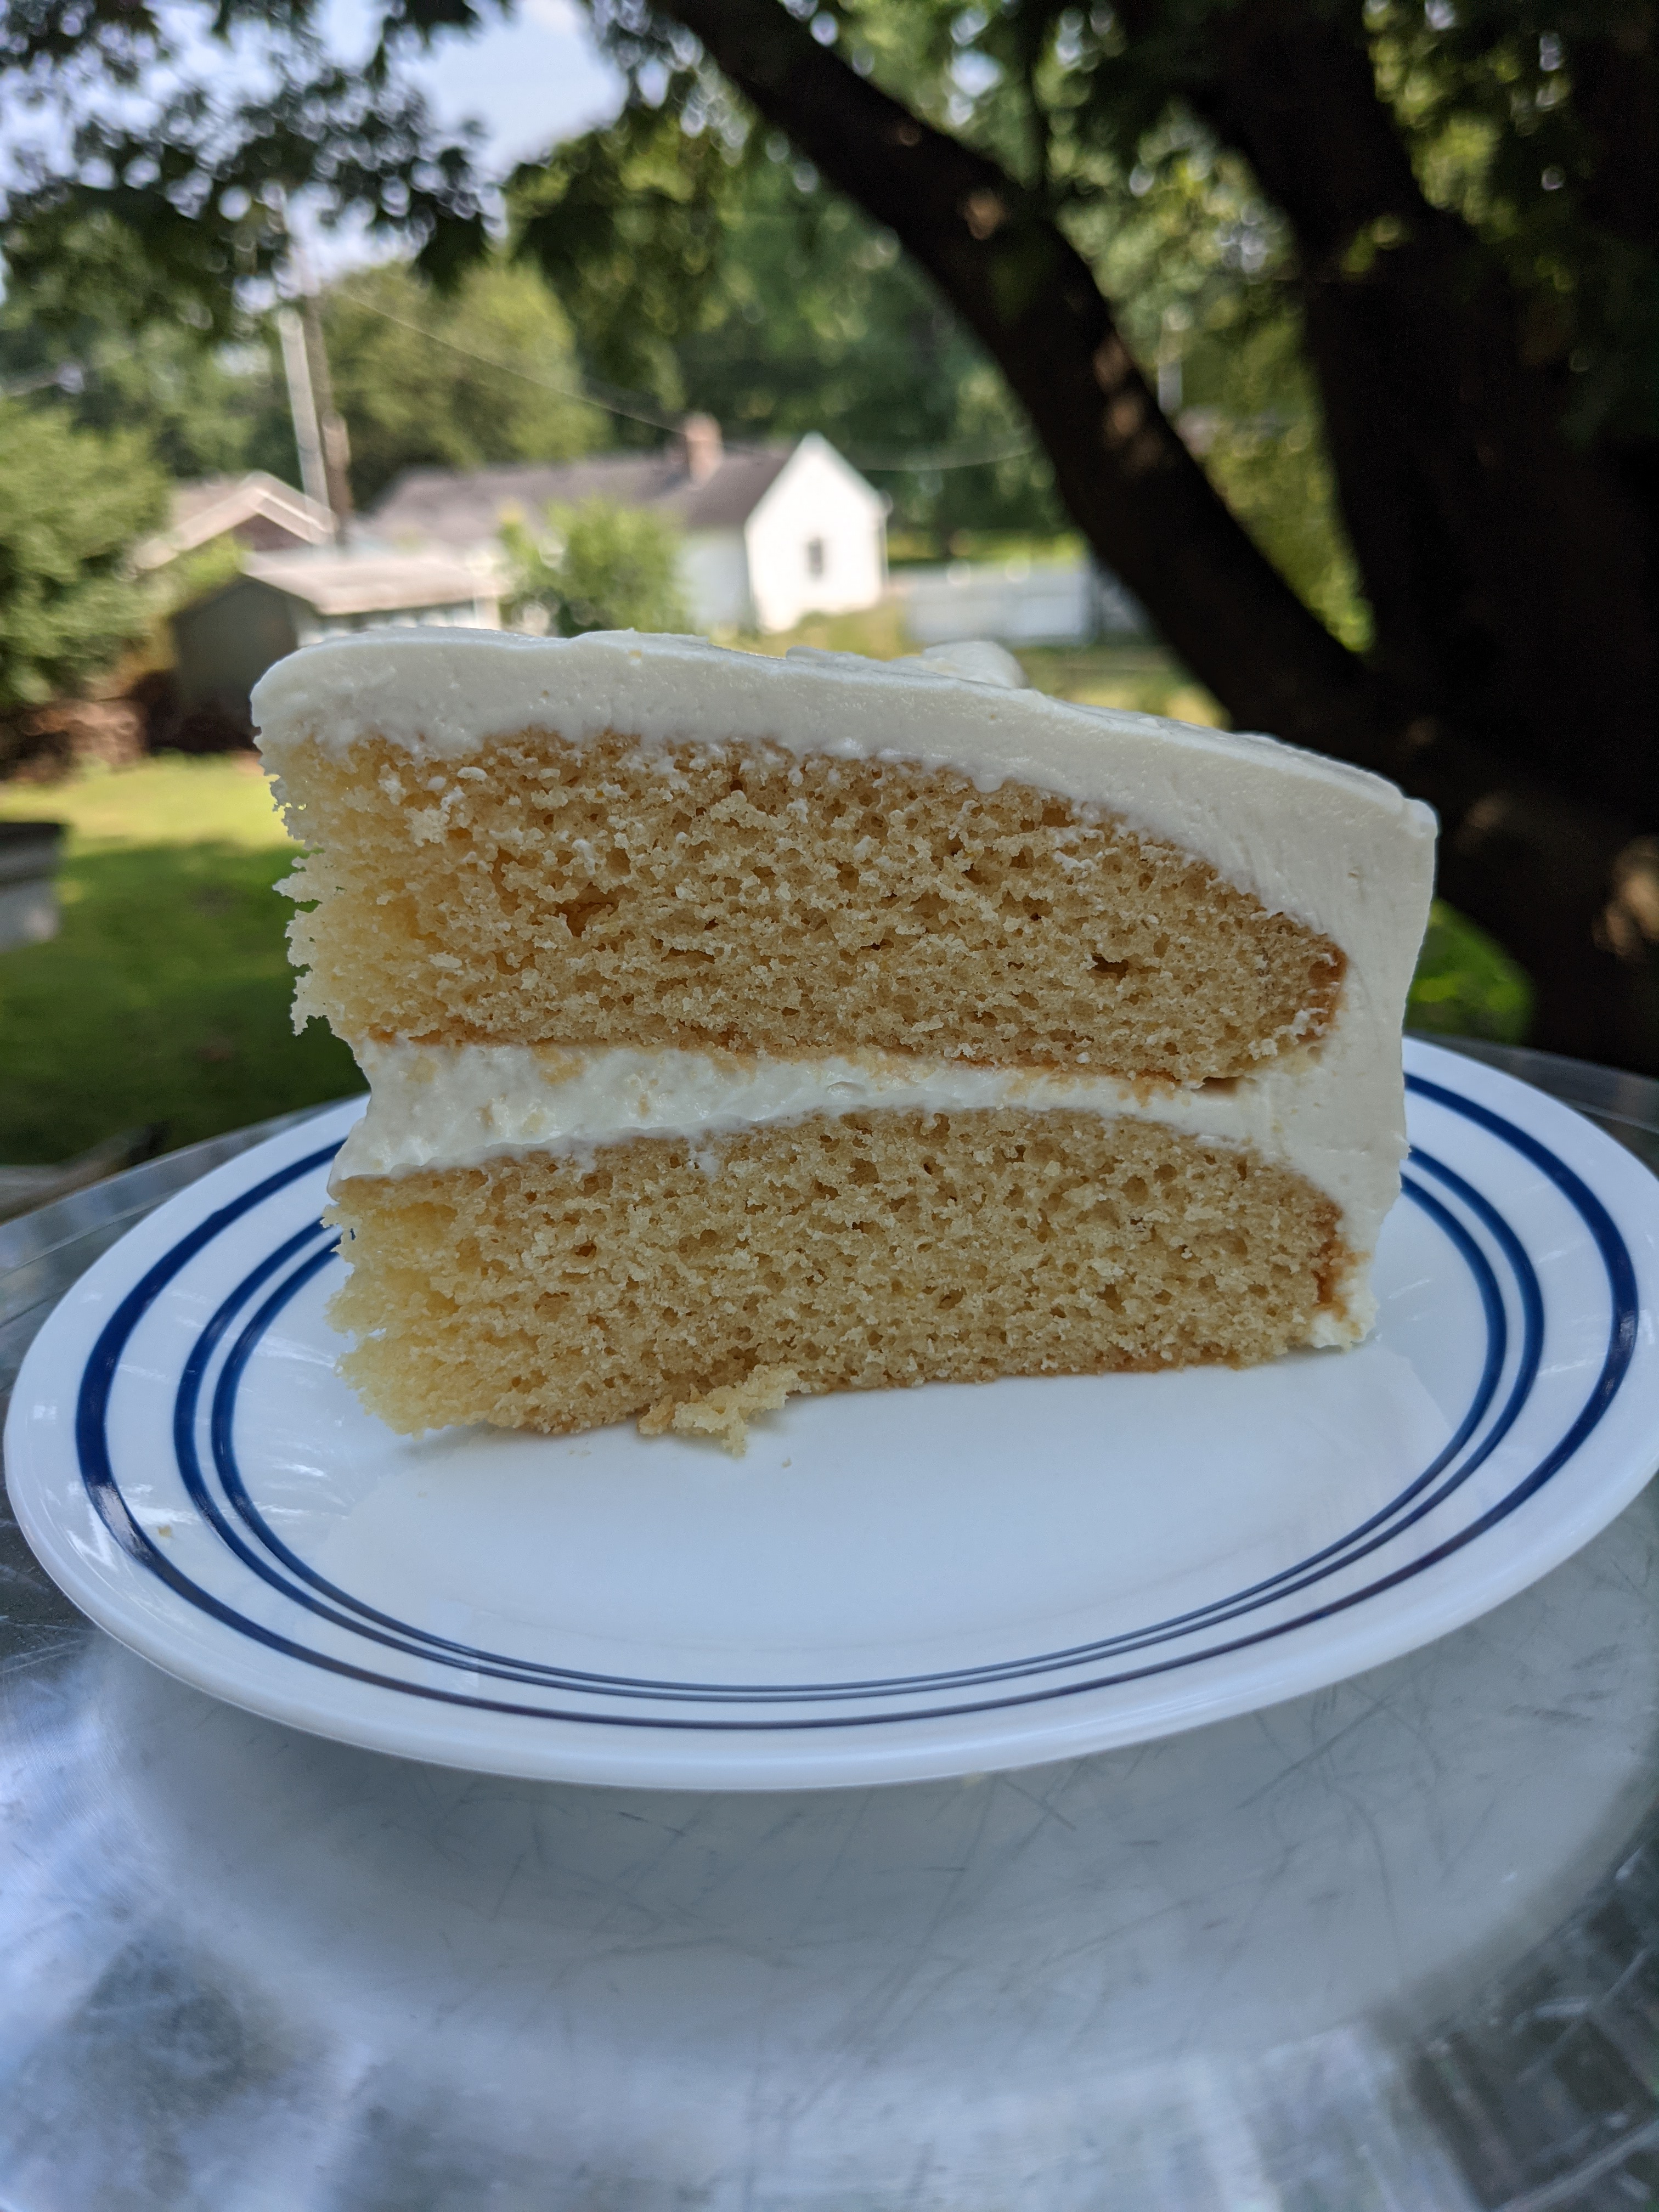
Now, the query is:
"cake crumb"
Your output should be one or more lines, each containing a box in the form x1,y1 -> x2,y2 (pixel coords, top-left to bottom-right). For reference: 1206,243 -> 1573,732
639,1366 -> 803,1456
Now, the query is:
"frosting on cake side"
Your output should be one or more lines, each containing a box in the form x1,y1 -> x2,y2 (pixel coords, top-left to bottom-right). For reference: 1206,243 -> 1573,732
252,628 -> 1434,947
258,627 -> 1438,1341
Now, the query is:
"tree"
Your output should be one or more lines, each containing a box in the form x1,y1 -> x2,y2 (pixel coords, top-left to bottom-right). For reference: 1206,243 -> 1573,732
0,399 -> 166,709
3,0 -> 1655,1062
2,256 -> 601,504
569,0 -> 1659,1068
503,498 -> 688,635
319,260 -> 602,508
0,304 -> 295,484
514,108 -> 1064,551
517,89 -> 1357,578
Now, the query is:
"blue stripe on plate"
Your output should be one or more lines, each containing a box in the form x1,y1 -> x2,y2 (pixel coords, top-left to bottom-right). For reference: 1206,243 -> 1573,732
70,1076 -> 1638,1732
187,1166 -> 1521,1702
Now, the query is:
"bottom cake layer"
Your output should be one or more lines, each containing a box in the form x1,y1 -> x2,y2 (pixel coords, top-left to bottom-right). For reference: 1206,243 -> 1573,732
327,1106 -> 1362,1451
327,1108 -> 1353,1444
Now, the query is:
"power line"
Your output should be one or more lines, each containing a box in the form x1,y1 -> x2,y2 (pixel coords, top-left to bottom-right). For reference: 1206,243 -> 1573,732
847,438 -> 1035,471
334,288 -> 1035,471
332,289 -> 684,434
4,286 -> 1038,475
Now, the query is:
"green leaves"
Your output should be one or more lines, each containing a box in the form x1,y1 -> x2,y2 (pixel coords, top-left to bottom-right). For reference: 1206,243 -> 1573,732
320,261 -> 600,505
1,66 -> 490,341
1408,899 -> 1534,1044
509,101 -> 1061,548
503,498 -> 689,636
0,0 -> 167,83
510,100 -> 754,412
0,399 -> 166,710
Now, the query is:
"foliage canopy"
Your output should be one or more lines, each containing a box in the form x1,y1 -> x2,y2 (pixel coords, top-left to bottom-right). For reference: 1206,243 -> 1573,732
513,107 -> 1063,552
319,260 -> 600,507
2,0 -> 1656,1060
503,498 -> 688,637
0,399 -> 166,709
0,301 -> 293,483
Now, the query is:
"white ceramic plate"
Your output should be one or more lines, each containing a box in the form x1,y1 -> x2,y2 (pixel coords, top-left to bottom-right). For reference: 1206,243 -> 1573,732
8,1038 -> 1659,1791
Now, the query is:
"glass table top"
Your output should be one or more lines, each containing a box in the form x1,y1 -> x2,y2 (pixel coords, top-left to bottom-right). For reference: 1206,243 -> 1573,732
2,1042 -> 1657,2211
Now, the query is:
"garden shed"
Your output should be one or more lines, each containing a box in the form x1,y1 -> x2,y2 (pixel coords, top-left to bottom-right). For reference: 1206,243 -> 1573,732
171,552 -> 500,729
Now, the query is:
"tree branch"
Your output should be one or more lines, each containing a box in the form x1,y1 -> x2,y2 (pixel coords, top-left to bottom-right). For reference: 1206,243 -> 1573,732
643,0 -> 1659,1068
1171,1 -> 1657,825
1564,12 -> 1658,251
649,0 -> 1375,746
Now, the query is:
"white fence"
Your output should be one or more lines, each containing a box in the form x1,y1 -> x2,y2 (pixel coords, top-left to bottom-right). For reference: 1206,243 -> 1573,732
888,557 -> 1144,647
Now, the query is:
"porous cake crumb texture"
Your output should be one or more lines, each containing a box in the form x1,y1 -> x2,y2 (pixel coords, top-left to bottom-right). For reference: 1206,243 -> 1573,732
279,734 -> 1344,1081
639,1366 -> 802,1455
327,1110 -> 1346,1438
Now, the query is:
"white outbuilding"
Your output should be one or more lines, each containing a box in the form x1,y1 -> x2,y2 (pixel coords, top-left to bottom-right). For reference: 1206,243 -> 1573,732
366,418 -> 888,635
171,551 -> 500,727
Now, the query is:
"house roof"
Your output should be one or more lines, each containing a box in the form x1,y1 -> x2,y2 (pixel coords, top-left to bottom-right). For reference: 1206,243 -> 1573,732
137,471 -> 336,570
368,443 -> 798,550
244,551 -> 494,616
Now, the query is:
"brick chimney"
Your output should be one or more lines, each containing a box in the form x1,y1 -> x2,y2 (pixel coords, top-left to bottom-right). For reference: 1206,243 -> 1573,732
680,413 -> 723,485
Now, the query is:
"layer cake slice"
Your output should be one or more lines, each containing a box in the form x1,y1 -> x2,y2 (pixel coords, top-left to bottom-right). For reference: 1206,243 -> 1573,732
253,630 -> 1436,1448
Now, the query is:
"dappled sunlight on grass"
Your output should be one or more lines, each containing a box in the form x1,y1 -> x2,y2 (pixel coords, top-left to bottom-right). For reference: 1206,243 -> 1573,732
721,608 -> 1228,727
717,600 -> 916,663
0,749 -> 290,850
1016,643 -> 1226,726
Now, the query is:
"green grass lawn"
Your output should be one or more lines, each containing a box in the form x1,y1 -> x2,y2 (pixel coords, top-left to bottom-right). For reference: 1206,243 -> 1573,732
0,732 -> 1532,1172
0,755 -> 358,1165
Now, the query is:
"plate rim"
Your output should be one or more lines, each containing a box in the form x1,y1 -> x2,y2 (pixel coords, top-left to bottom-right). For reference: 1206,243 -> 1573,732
7,1038 -> 1659,1790
182,1152 -> 1525,1706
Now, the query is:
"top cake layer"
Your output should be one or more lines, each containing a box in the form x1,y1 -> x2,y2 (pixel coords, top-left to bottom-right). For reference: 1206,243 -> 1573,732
253,630 -> 1435,1097
254,629 -> 1432,943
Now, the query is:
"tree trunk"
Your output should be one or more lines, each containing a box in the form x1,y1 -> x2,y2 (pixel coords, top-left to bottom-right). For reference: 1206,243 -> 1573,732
1179,2 -> 1657,826
648,0 -> 1659,1069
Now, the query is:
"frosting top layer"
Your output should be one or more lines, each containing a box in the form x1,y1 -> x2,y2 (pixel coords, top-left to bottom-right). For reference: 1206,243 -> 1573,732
252,628 -> 1434,940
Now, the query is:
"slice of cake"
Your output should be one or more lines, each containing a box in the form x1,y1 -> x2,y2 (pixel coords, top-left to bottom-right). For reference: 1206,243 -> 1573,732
253,630 -> 1436,1450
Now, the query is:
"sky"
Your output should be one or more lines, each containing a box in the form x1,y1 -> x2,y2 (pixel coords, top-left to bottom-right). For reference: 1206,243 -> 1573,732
326,0 -> 625,176
0,0 -> 628,283
296,0 -> 627,269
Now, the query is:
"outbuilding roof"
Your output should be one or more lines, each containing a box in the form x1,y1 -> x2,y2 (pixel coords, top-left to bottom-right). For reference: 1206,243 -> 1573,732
137,471 -> 336,569
244,551 -> 492,616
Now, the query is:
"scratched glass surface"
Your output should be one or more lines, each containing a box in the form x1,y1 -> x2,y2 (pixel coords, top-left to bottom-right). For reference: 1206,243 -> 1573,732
2,1043 -> 1658,2212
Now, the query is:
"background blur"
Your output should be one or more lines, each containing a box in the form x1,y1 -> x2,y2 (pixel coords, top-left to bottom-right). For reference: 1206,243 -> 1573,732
4,0 -> 1648,1189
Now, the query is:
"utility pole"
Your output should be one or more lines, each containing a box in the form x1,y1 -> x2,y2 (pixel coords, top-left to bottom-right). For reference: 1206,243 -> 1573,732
277,306 -> 331,526
276,217 -> 354,544
301,290 -> 354,541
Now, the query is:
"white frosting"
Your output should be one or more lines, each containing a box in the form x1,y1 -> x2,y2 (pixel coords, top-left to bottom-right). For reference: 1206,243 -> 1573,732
259,628 -> 1437,1342
330,1039 -> 1406,1341
253,629 -> 1434,946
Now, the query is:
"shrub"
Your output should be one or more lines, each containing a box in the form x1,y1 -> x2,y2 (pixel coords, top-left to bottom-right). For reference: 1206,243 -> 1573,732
0,400 -> 166,709
1408,901 -> 1533,1044
504,497 -> 688,637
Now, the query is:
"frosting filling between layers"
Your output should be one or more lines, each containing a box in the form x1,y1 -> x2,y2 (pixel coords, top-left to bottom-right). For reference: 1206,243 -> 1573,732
331,1041 -> 1398,1339
256,631 -> 1437,1356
